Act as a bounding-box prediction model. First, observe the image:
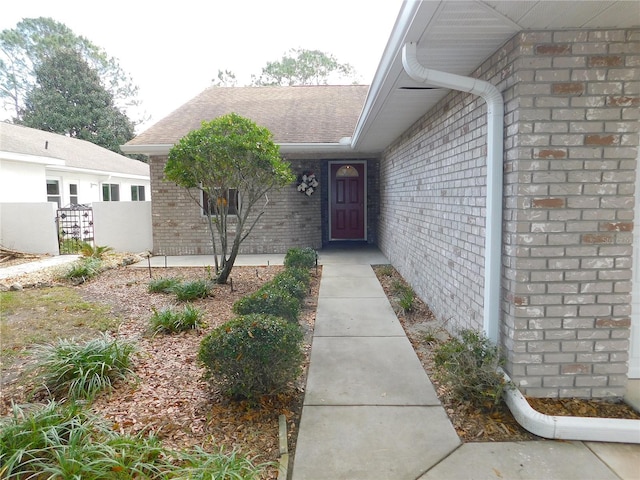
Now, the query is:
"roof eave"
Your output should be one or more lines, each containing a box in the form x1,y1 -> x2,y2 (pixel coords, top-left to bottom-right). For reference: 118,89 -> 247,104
121,141 -> 357,157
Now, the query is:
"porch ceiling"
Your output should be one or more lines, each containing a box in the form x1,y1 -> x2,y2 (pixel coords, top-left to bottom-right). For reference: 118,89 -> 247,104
352,0 -> 639,153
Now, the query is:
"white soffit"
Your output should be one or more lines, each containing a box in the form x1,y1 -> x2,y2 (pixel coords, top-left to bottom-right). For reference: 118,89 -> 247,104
353,0 -> 639,153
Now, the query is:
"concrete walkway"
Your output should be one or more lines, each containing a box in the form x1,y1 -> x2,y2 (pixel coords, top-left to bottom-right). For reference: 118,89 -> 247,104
288,248 -> 640,480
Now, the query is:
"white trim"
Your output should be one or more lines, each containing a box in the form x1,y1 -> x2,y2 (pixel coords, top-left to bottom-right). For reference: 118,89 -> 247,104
630,147 -> 640,378
46,164 -> 148,181
1,150 -> 65,166
328,160 -> 368,242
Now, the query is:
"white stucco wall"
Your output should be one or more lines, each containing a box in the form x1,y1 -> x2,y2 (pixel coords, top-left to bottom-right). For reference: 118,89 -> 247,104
0,203 -> 59,255
0,159 -> 47,203
92,201 -> 152,253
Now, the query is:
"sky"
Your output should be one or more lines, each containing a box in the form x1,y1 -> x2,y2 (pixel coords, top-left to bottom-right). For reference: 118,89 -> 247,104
1,0 -> 403,132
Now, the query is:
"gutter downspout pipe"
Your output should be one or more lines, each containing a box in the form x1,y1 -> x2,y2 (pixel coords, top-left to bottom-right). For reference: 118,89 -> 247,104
402,42 -> 640,444
402,42 -> 503,344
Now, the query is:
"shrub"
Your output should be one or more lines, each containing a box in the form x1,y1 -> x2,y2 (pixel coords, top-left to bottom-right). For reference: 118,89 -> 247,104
64,257 -> 103,282
172,279 -> 211,302
232,286 -> 300,323
33,334 -> 137,401
268,269 -> 309,300
433,329 -> 508,409
199,314 -> 303,400
284,247 -> 317,270
148,277 -> 182,294
150,304 -> 205,335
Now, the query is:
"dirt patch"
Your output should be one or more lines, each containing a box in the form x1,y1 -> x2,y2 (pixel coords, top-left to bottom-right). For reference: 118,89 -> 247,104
373,265 -> 640,442
1,258 -> 319,479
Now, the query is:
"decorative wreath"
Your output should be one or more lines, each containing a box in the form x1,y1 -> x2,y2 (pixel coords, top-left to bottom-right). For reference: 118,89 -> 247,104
297,171 -> 319,196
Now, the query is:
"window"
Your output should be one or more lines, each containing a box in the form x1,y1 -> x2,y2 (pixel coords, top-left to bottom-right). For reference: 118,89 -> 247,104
202,189 -> 238,216
131,185 -> 146,201
46,179 -> 61,207
69,183 -> 78,205
102,183 -> 120,201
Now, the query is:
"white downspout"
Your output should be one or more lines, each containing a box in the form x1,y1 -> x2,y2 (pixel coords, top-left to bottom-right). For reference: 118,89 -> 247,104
402,41 -> 640,444
402,42 -> 502,344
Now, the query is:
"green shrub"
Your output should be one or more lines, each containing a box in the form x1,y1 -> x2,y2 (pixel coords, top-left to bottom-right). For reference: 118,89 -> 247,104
0,402 -> 267,479
433,329 -> 508,409
33,334 -> 137,401
199,314 -> 303,400
284,247 -> 317,270
172,279 -> 211,302
232,286 -> 300,323
268,269 -> 309,300
148,277 -> 181,294
150,304 -> 205,335
64,257 -> 103,282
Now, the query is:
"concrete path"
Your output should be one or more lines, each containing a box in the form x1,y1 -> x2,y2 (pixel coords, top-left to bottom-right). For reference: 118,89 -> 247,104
288,248 -> 639,480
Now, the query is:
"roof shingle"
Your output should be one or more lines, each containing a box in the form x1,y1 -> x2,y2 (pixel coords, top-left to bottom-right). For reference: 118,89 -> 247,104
0,122 -> 149,176
126,85 -> 369,146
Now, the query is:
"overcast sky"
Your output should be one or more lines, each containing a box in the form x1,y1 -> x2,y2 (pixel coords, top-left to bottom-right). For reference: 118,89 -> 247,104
1,0 -> 402,132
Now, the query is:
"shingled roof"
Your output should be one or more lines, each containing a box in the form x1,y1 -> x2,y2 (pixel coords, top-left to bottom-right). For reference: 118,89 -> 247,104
126,85 -> 369,147
0,122 -> 149,177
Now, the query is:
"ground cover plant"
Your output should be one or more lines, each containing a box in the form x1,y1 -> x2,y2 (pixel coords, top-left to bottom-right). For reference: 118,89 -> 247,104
0,401 -> 268,479
150,304 -> 205,335
32,334 -> 137,401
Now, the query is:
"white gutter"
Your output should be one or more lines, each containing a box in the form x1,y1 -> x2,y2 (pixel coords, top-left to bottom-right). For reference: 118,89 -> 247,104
403,41 -> 640,444
500,369 -> 640,443
402,41 -> 503,344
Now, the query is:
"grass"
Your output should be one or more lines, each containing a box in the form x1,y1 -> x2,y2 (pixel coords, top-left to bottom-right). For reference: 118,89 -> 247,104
0,287 -> 115,370
148,276 -> 181,293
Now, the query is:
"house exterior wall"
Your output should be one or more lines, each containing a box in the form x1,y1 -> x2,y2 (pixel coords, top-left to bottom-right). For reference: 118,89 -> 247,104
150,156 -> 324,255
0,158 -> 150,206
0,160 -> 47,203
378,28 -> 639,399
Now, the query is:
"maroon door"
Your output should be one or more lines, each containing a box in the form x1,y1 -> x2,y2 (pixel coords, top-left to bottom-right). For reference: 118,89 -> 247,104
330,163 -> 365,240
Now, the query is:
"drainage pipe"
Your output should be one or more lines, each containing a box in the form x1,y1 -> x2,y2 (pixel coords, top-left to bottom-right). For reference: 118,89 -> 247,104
500,369 -> 640,443
401,42 -> 503,344
403,41 -> 640,445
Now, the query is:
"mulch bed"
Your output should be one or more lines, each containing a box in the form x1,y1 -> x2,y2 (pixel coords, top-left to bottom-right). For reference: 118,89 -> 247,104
1,260 -> 320,479
373,265 -> 640,443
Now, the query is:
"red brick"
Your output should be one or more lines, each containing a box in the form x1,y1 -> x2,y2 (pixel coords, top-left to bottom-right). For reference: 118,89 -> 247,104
582,234 -> 614,244
588,55 -> 623,67
552,83 -> 585,95
535,44 -> 571,55
536,149 -> 567,159
595,318 -> 631,328
585,134 -> 617,145
607,96 -> 640,107
601,222 -> 633,232
532,198 -> 565,208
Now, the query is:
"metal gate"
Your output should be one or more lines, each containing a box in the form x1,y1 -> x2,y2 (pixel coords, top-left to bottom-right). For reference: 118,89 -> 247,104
56,204 -> 94,254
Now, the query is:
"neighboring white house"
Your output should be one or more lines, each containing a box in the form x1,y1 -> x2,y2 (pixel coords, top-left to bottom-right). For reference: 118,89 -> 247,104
0,122 -> 150,206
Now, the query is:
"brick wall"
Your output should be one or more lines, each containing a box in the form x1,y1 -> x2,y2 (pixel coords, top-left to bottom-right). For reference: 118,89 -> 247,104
502,29 -> 639,398
379,28 -> 639,398
150,157 -> 323,255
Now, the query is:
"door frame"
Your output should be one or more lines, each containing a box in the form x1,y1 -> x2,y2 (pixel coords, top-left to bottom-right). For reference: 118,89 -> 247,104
630,150 -> 640,378
328,160 -> 367,241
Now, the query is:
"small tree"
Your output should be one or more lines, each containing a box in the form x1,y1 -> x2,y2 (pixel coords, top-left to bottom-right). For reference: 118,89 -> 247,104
165,113 -> 294,283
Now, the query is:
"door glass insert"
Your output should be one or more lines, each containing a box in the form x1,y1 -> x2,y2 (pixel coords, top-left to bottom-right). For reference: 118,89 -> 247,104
336,165 -> 359,177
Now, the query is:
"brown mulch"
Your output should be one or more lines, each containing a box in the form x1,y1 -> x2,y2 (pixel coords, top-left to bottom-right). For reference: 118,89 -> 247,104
372,265 -> 640,443
1,257 -> 320,478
